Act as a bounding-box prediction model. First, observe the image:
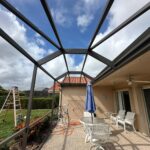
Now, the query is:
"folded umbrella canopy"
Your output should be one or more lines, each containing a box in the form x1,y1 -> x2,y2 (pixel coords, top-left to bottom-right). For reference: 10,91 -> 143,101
85,82 -> 96,121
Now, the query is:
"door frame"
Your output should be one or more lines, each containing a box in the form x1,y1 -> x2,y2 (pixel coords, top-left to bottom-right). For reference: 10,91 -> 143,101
142,86 -> 150,135
116,89 -> 131,111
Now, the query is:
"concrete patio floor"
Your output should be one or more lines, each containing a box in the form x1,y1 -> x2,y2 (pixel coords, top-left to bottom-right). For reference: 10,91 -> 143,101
41,120 -> 150,150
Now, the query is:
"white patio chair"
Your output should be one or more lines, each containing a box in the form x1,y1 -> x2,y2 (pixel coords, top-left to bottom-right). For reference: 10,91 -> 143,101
117,112 -> 136,132
87,123 -> 111,150
83,112 -> 95,142
110,110 -> 126,125
58,104 -> 69,125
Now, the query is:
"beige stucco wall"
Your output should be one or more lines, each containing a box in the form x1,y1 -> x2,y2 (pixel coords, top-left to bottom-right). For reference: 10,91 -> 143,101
93,86 -> 115,118
61,85 -> 115,120
61,86 -> 86,120
129,85 -> 149,135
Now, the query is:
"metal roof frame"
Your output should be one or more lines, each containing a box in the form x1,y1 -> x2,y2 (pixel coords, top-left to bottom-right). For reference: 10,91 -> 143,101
0,0 -> 150,148
0,0 -> 149,84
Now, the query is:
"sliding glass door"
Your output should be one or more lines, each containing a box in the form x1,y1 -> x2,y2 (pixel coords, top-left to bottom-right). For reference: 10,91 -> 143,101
143,88 -> 150,130
117,90 -> 131,112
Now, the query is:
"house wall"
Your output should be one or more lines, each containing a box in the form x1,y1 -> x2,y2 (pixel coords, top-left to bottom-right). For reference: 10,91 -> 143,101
108,84 -> 149,135
61,83 -> 150,135
93,86 -> 115,118
61,86 -> 86,120
130,85 -> 149,135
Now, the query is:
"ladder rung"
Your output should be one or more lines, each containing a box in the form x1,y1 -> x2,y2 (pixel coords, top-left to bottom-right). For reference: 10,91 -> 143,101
16,109 -> 21,111
6,103 -> 13,105
17,113 -> 22,116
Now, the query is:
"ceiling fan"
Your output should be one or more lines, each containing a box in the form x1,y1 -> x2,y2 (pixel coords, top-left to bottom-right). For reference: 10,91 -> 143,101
126,76 -> 150,85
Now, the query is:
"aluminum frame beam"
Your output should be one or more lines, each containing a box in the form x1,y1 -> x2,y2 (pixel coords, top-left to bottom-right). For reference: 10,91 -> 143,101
81,0 -> 114,75
89,51 -> 113,67
38,51 -> 62,65
65,49 -> 88,54
88,0 -> 114,50
69,71 -> 82,74
40,0 -> 70,75
91,2 -> 150,49
55,71 -> 94,81
40,0 -> 63,49
64,49 -> 112,66
56,72 -> 68,81
0,0 -> 60,50
22,65 -> 37,149
82,72 -> 94,80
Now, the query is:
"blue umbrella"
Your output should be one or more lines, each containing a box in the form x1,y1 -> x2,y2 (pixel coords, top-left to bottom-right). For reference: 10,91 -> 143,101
85,82 -> 96,122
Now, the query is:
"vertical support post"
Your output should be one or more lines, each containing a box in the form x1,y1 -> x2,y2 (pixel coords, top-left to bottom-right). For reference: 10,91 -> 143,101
51,80 -> 56,122
59,88 -> 62,110
22,65 -> 37,150
13,88 -> 17,127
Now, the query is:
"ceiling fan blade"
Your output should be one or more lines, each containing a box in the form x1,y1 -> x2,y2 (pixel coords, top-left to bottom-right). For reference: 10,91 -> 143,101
133,80 -> 150,83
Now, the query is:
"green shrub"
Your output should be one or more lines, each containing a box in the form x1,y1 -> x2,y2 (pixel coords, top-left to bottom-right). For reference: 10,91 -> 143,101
0,93 -> 59,109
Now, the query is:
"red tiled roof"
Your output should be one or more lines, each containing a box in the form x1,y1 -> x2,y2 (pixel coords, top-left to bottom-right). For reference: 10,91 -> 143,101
48,77 -> 90,93
63,77 -> 90,84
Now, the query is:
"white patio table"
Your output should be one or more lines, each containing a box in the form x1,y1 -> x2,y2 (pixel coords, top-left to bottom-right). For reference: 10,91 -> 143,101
80,117 -> 105,125
80,117 -> 107,143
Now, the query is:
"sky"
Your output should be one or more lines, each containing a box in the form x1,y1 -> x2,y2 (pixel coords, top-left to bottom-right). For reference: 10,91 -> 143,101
0,0 -> 149,90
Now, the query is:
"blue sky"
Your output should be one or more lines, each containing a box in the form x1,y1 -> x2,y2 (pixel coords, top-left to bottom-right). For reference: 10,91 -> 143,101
7,0 -> 110,66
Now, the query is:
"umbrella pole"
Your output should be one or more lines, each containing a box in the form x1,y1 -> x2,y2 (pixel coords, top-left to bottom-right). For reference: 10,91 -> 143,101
91,113 -> 93,124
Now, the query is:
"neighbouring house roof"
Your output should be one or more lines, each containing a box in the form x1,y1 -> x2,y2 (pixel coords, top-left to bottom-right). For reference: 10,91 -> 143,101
48,77 -> 90,93
48,82 -> 61,93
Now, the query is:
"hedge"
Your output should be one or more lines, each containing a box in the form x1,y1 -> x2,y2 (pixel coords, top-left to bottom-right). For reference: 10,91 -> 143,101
0,95 -> 59,109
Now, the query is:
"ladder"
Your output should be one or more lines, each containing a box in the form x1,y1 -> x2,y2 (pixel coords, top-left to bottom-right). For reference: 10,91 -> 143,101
0,86 -> 22,127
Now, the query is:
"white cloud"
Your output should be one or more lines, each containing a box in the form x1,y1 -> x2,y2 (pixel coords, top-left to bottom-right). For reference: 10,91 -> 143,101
83,0 -> 150,77
0,8 -> 78,90
77,15 -> 93,32
75,0 -> 101,32
0,7 -> 69,91
43,55 -> 67,78
84,56 -> 106,77
51,6 -> 72,27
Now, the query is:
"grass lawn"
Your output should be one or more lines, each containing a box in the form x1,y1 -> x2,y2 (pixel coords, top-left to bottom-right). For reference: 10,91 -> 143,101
0,109 -> 50,140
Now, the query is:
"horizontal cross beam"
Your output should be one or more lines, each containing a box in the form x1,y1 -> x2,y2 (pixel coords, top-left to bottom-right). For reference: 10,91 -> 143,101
88,51 -> 113,67
69,71 -> 82,74
38,51 -> 62,65
56,72 -> 68,81
82,72 -> 94,80
65,49 -> 88,54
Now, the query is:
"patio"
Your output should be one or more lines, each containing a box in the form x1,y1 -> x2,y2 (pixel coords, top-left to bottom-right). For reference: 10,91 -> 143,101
0,0 -> 150,149
41,119 -> 150,150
